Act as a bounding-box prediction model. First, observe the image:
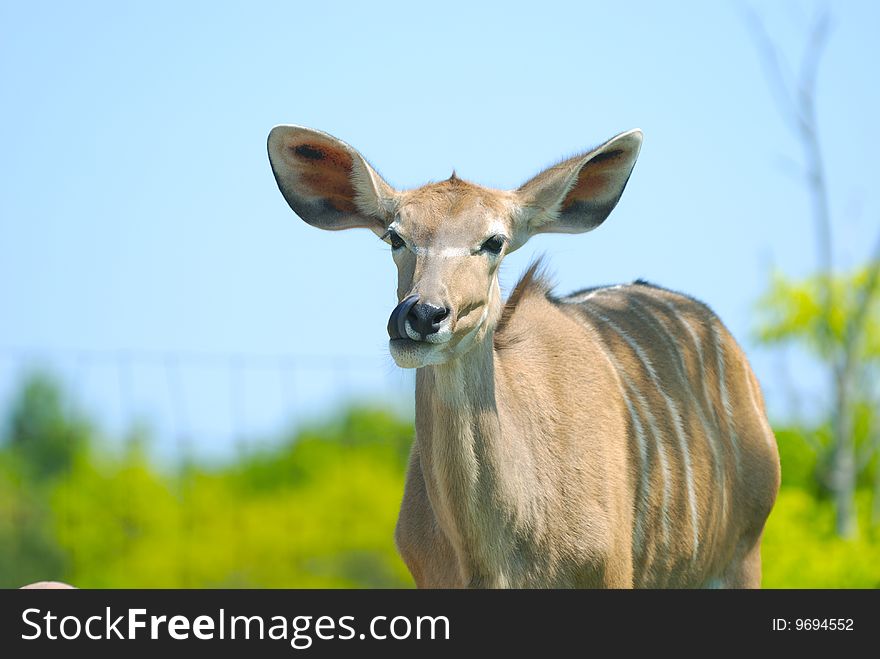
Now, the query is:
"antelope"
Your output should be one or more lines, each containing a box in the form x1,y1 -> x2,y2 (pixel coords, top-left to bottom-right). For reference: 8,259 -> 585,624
267,125 -> 780,588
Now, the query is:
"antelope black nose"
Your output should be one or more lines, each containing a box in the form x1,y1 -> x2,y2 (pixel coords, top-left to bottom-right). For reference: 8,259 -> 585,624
407,303 -> 449,339
388,295 -> 451,341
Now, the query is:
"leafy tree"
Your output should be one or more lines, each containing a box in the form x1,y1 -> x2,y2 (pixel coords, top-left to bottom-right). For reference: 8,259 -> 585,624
49,406 -> 413,588
747,7 -> 880,536
2,371 -> 91,482
0,372 -> 90,587
757,269 -> 880,361
756,267 -> 880,525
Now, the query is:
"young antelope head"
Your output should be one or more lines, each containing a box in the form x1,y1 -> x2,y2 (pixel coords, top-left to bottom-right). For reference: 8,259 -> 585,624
267,126 -> 642,368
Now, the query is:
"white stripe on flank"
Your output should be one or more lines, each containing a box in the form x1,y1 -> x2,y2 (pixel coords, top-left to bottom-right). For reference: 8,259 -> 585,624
742,365 -> 775,450
625,295 -> 727,521
650,297 -> 715,420
620,387 -> 650,552
622,373 -> 671,562
577,304 -> 672,556
560,285 -> 624,304
583,302 -> 701,560
710,323 -> 741,475
580,314 -> 670,570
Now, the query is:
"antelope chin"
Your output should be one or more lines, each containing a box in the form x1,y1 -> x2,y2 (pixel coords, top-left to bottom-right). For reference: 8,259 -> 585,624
389,338 -> 450,369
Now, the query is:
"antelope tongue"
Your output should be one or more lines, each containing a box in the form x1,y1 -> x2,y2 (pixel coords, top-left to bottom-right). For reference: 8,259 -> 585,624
387,294 -> 420,340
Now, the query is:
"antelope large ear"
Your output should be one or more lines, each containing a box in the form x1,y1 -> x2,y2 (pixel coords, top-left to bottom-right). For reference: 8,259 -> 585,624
267,125 -> 397,235
514,129 -> 642,243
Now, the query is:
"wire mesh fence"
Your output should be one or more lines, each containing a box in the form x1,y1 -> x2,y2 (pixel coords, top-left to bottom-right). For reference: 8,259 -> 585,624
0,347 -> 415,461
0,347 -> 417,587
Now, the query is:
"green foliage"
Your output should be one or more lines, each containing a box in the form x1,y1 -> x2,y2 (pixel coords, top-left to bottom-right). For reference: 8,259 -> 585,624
232,406 -> 412,493
762,489 -> 880,588
3,371 -> 91,482
755,265 -> 880,535
50,435 -> 412,588
1,372 -> 878,588
755,267 -> 880,359
0,375 -> 413,588
0,456 -> 68,586
774,401 -> 878,496
773,425 -> 823,492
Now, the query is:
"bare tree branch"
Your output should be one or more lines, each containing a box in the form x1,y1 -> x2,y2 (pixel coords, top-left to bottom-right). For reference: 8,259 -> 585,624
745,7 -> 836,350
743,6 -> 808,132
796,10 -> 831,130
843,229 -> 880,363
745,4 -> 874,536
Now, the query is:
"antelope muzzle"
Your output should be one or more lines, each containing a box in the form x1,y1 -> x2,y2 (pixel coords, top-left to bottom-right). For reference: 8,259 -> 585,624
388,294 -> 450,341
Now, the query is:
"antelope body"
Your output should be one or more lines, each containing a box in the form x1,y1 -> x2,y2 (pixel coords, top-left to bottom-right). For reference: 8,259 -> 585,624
267,125 -> 780,588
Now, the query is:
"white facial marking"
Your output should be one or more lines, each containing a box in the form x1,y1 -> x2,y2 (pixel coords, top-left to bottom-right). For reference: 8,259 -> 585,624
485,221 -> 509,242
387,221 -> 509,258
403,318 -> 453,344
425,325 -> 453,344
388,339 -> 448,369
410,245 -> 473,258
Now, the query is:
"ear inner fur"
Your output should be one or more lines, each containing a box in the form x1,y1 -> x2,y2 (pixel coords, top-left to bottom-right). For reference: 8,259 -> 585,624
268,125 -> 396,232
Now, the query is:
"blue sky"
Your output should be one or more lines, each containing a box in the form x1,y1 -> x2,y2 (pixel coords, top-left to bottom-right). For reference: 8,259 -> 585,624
1,1 -> 878,455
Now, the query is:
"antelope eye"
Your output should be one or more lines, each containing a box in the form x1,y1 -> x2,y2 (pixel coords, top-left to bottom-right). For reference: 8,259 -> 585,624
479,235 -> 505,255
384,230 -> 406,250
